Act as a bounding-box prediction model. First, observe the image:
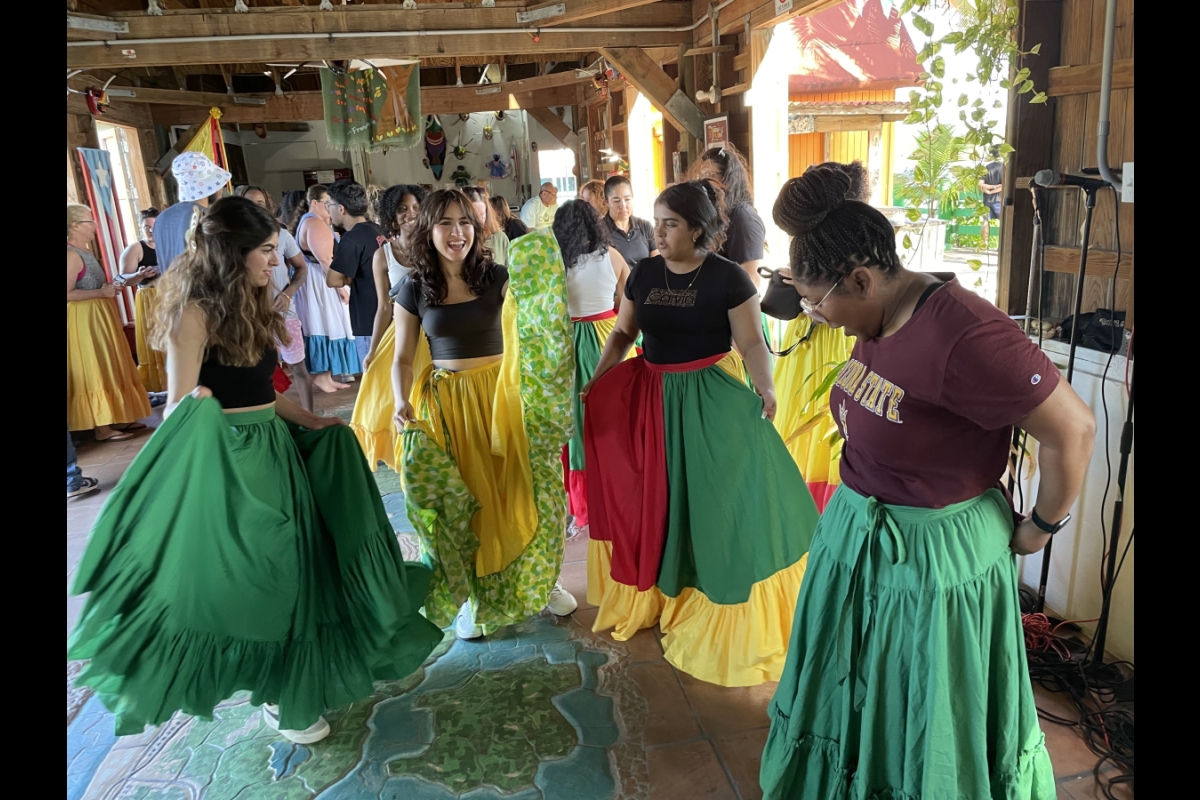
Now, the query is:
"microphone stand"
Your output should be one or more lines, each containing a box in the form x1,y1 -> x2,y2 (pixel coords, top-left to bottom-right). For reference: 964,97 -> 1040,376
1091,357 -> 1133,665
1034,182 -> 1101,615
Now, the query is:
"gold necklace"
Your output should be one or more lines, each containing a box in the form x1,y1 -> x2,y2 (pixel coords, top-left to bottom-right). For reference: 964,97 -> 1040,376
664,256 -> 704,291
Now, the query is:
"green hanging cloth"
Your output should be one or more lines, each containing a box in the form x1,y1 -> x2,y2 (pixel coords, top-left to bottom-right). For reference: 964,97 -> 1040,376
321,65 -> 422,152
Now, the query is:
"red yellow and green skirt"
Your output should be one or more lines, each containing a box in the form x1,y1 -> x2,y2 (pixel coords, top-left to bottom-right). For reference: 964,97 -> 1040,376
772,319 -> 854,513
134,284 -> 167,393
399,232 -> 575,632
584,351 -> 819,687
350,322 -> 432,471
760,486 -> 1055,798
68,297 -> 152,431
561,309 -> 635,528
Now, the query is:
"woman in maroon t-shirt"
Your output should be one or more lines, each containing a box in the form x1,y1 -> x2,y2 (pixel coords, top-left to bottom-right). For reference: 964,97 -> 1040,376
759,167 -> 1095,800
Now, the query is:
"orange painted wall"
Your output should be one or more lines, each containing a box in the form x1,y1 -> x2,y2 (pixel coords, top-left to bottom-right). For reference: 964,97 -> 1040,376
787,89 -> 898,202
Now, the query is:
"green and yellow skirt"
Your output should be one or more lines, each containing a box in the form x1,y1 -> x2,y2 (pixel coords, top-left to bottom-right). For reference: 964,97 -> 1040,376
760,486 -> 1056,799
584,351 -> 819,687
350,321 -> 432,471
67,397 -> 443,734
772,319 -> 854,512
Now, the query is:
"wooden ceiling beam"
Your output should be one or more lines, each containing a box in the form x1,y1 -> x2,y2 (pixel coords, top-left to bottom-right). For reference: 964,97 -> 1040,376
599,47 -> 704,138
146,83 -> 584,126
538,0 -> 665,27
526,108 -> 574,145
68,28 -> 692,69
690,0 -> 839,46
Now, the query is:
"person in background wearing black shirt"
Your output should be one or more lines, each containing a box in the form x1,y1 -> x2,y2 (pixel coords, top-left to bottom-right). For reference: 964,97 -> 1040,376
980,146 -> 1004,249
602,175 -> 658,271
490,195 -> 529,242
580,180 -> 818,688
326,179 -> 386,370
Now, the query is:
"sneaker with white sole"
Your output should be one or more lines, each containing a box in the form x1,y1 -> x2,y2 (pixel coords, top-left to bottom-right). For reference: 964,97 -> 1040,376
455,602 -> 483,640
262,704 -> 331,744
545,582 -> 578,616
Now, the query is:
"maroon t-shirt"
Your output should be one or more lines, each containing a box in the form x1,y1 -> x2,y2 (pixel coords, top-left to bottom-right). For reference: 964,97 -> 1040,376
832,279 -> 1060,508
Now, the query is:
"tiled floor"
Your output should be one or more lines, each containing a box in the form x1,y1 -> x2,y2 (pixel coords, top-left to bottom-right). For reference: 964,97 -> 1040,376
66,383 -> 1131,799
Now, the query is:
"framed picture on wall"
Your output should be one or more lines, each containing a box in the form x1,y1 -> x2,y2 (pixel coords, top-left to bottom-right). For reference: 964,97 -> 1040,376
704,116 -> 729,153
578,127 -> 590,180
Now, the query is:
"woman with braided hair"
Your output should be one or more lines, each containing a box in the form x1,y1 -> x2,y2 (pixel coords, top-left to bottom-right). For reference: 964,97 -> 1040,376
759,166 -> 1096,799
582,180 -> 817,688
769,161 -> 864,512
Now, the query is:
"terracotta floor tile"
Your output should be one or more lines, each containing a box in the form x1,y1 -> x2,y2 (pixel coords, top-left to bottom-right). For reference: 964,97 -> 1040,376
563,530 -> 589,563
628,661 -> 702,746
1035,685 -> 1081,724
647,740 -> 737,800
624,627 -> 664,663
558,559 -> 594,611
678,672 -> 777,736
713,728 -> 769,800
1041,719 -> 1101,778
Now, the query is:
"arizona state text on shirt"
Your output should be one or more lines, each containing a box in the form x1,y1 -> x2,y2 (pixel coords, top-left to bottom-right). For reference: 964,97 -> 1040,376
833,358 -> 906,423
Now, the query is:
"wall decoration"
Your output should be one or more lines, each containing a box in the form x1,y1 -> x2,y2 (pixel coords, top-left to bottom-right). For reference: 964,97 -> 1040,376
321,64 -> 421,152
424,116 -> 447,179
703,115 -> 729,153
488,154 -> 512,179
452,136 -> 475,160
450,165 -> 473,188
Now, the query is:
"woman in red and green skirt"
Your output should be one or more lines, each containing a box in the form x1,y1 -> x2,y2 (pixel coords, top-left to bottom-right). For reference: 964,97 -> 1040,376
759,166 -> 1096,798
552,200 -> 631,534
582,180 -> 819,687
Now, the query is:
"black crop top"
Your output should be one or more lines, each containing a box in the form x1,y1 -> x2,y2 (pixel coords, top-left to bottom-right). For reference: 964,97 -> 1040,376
624,254 -> 758,364
198,345 -> 278,409
392,266 -> 509,361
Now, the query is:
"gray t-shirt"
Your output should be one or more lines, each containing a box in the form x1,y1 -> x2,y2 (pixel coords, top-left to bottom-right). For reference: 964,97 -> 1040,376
271,228 -> 303,320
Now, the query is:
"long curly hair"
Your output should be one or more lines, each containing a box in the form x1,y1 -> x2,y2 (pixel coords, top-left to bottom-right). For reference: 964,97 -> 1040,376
693,143 -> 753,211
461,185 -> 501,238
772,164 -> 899,285
151,196 -> 288,366
379,184 -> 428,238
408,189 -> 497,307
552,199 -> 610,270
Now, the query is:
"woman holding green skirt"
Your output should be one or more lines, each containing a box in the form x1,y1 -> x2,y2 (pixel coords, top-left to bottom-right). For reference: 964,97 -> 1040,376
67,197 -> 443,745
759,167 -> 1096,798
582,180 -> 819,687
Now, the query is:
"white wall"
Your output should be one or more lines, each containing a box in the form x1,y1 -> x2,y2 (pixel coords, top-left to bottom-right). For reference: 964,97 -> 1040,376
1015,340 -> 1135,663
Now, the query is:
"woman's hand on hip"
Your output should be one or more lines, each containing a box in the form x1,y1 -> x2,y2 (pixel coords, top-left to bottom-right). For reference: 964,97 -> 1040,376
1010,517 -> 1053,556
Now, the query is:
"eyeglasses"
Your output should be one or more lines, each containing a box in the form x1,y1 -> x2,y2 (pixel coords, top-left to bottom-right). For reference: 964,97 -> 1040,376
799,276 -> 842,322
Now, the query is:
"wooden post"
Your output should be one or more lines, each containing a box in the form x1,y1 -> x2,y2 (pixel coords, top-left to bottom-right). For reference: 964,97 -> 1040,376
996,0 -> 1062,317
599,47 -> 706,139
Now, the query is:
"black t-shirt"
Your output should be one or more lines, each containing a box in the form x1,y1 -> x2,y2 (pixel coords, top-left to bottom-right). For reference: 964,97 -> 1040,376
605,214 -> 655,270
984,161 -> 1004,201
624,253 -> 757,364
504,218 -> 530,242
719,203 -> 766,265
394,265 -> 509,361
330,220 -> 386,336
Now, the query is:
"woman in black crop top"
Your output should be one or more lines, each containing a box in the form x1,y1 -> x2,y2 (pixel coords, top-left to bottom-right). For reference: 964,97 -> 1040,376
69,197 -> 442,748
578,180 -> 818,689
390,189 -> 579,641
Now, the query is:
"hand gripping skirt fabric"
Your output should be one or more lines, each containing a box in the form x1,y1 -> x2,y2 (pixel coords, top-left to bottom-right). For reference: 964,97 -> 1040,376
296,258 -> 362,376
760,486 -> 1055,800
66,396 -> 444,735
400,232 -> 575,633
561,310 -> 632,529
68,298 -> 153,431
134,285 -> 167,393
350,320 -> 433,471
772,319 -> 854,513
584,352 -> 819,687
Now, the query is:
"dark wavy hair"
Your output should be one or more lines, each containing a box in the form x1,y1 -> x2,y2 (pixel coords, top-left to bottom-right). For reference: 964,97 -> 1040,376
152,196 -> 288,366
139,207 -> 160,222
278,190 -> 307,234
552,200 -> 610,270
694,143 -> 753,211
379,184 -> 428,238
655,179 -> 727,253
772,165 -> 899,285
327,179 -> 368,217
408,189 -> 497,307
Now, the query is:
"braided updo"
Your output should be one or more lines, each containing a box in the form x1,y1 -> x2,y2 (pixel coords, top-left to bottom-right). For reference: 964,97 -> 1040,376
772,164 -> 899,286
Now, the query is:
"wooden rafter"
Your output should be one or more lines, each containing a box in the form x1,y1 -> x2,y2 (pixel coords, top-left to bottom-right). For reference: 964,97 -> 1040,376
599,47 -> 704,138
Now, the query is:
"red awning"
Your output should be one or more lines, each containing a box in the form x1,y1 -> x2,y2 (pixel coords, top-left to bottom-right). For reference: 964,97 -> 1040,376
787,0 -> 923,94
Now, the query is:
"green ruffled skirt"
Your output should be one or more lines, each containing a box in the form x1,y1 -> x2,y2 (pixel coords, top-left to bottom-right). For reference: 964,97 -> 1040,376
760,486 -> 1056,800
67,397 -> 443,734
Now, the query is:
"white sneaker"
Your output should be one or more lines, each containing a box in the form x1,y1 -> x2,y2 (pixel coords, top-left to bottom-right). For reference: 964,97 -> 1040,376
455,602 -> 483,640
545,582 -> 578,616
262,704 -> 331,744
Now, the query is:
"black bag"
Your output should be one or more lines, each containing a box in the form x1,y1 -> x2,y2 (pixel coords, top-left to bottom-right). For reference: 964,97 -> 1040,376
758,266 -> 802,321
1082,308 -> 1126,353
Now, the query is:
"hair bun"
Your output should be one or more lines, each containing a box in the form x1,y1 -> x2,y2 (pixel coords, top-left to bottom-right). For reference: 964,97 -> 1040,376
772,167 -> 852,236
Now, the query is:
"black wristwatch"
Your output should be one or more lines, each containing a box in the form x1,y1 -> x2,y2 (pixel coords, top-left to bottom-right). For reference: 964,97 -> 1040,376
1031,507 -> 1071,534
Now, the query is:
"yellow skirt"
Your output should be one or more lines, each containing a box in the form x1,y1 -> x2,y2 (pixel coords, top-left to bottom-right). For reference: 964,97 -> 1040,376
772,319 -> 854,512
134,285 -> 166,393
415,359 -> 538,577
350,322 -> 432,471
68,298 -> 152,431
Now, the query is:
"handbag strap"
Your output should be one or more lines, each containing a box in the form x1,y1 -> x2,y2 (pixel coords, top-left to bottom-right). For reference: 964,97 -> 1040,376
767,318 -> 818,358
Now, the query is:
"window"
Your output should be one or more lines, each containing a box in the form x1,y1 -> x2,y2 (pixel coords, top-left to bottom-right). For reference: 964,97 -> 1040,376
95,122 -> 151,246
536,148 -> 578,202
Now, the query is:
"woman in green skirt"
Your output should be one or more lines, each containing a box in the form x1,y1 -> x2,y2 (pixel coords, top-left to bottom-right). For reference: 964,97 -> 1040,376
67,197 -> 443,744
759,167 -> 1096,798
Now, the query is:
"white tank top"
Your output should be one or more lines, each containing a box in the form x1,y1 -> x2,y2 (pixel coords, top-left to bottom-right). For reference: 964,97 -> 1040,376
566,249 -> 618,318
383,242 -> 410,290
